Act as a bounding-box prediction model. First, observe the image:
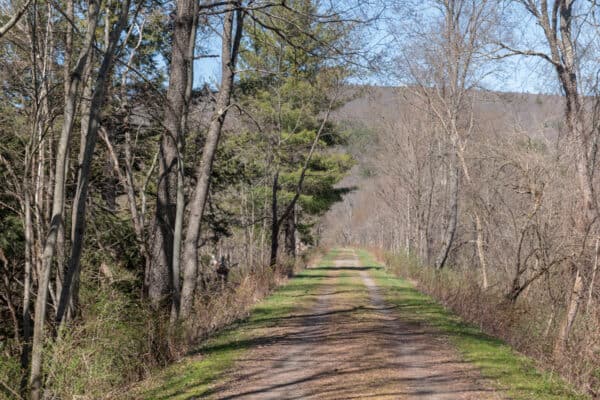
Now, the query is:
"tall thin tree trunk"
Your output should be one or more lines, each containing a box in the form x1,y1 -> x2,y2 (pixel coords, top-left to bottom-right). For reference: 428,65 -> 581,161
554,78 -> 593,356
249,190 -> 255,268
554,267 -> 584,357
59,51 -> 94,324
171,0 -> 199,322
586,237 -> 599,313
270,171 -> 280,266
537,2 -> 597,356
435,147 -> 459,270
284,207 -> 296,258
56,0 -> 131,328
260,194 -> 267,266
29,4 -> 99,397
53,0 -> 73,319
147,0 -> 197,307
475,212 -> 488,289
20,190 -> 33,372
457,141 -> 488,289
179,3 -> 244,319
544,303 -> 557,338
242,188 -> 249,269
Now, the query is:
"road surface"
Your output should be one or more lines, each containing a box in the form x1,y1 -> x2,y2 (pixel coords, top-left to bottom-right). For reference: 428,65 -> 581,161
209,249 -> 501,400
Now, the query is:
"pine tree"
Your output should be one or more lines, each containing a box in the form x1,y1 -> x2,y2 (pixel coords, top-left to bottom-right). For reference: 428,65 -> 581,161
238,0 -> 354,264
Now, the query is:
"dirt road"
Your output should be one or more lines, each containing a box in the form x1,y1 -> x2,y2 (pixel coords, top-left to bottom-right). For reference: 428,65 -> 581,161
209,249 -> 501,399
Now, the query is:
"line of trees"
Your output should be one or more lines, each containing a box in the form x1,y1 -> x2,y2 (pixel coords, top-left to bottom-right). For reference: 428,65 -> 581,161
325,0 -> 600,395
0,0 -> 369,397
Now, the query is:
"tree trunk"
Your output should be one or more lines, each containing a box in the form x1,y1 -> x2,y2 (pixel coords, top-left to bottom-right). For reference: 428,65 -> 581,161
435,147 -> 459,270
55,0 -> 131,329
475,212 -> 488,289
29,5 -> 99,397
20,190 -> 33,372
249,191 -> 255,268
171,0 -> 199,322
147,0 -> 197,308
456,138 -> 488,289
284,206 -> 296,258
554,267 -> 584,357
551,77 -> 592,355
58,51 -> 94,324
270,171 -> 280,266
179,3 -> 244,319
586,237 -> 599,313
260,193 -> 268,265
53,0 -> 73,322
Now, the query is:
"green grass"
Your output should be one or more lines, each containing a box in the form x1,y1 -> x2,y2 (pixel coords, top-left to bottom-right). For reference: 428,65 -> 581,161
356,249 -> 589,400
131,258 -> 331,400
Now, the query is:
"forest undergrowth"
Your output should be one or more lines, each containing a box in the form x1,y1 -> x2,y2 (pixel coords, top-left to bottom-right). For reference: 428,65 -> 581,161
0,251 -> 320,400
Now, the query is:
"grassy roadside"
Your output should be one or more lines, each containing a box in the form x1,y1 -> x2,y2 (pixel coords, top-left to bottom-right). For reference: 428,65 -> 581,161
128,251 -> 336,400
356,249 -> 589,400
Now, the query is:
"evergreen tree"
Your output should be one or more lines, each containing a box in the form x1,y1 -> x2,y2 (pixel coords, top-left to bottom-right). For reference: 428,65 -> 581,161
238,0 -> 354,264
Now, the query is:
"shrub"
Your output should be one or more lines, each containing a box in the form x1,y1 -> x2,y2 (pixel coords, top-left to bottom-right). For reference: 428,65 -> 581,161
0,342 -> 22,400
42,266 -> 176,399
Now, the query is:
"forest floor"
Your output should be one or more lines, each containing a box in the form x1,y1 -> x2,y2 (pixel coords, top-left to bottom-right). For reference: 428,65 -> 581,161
131,249 -> 588,400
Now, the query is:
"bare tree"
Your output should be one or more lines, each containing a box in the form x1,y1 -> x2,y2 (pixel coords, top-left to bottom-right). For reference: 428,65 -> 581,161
503,0 -> 599,356
397,0 -> 495,282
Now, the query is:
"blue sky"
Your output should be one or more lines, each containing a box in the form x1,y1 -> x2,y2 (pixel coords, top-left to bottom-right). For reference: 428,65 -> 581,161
191,1 -> 570,95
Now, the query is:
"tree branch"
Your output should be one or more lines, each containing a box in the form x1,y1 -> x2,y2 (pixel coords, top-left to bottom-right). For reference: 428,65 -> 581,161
0,0 -> 32,39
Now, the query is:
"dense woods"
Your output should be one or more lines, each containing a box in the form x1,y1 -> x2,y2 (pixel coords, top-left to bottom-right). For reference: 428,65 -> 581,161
1,0 -> 600,398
